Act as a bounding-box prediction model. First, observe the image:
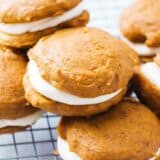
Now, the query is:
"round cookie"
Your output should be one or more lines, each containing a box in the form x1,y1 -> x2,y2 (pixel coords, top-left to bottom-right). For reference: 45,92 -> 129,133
57,99 -> 160,160
0,46 -> 43,134
24,27 -> 138,116
133,53 -> 160,114
0,0 -> 81,23
0,0 -> 89,48
119,0 -> 160,58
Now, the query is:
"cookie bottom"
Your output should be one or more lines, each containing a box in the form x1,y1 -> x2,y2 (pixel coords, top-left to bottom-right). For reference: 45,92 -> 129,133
0,126 -> 28,134
24,73 -> 127,116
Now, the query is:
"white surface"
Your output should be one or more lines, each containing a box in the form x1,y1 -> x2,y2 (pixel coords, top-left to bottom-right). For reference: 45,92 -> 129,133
0,2 -> 84,34
121,36 -> 160,56
57,137 -> 81,160
0,111 -> 43,128
86,0 -> 133,36
28,60 -> 123,105
141,62 -> 160,88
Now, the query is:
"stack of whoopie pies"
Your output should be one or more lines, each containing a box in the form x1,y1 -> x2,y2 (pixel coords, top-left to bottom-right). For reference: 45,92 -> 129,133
51,27 -> 160,160
1,0 -> 160,160
0,0 -> 89,134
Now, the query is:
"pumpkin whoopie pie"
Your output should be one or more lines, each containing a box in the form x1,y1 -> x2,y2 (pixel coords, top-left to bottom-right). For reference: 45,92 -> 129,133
133,53 -> 160,114
0,46 -> 43,134
119,0 -> 160,62
23,27 -> 138,116
57,99 -> 160,160
0,0 -> 89,48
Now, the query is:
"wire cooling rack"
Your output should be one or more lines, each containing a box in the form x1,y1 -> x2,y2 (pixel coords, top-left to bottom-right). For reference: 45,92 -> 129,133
0,0 -> 133,160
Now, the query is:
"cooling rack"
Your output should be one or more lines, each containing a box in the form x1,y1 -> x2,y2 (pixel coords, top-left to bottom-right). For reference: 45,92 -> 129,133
0,0 -> 133,160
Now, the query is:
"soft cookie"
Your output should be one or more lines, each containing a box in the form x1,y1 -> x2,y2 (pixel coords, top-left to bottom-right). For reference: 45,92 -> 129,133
0,0 -> 89,48
120,0 -> 160,61
133,53 -> 160,114
0,46 -> 43,134
24,27 -> 138,116
57,99 -> 160,160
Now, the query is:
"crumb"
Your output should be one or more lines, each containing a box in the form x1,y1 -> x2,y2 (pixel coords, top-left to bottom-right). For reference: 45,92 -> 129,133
53,149 -> 59,156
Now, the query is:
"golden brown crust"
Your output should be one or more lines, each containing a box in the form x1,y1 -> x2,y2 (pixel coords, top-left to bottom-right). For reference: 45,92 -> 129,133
0,0 -> 81,23
128,48 -> 140,66
0,126 -> 27,134
0,46 -> 38,119
0,103 -> 39,120
29,27 -> 135,97
133,66 -> 160,114
58,99 -> 160,160
140,55 -> 154,63
120,0 -> 160,47
0,11 -> 89,48
23,73 -> 127,116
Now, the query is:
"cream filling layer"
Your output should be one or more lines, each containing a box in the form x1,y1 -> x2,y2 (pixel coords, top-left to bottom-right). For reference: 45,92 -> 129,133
57,137 -> 81,160
28,60 -> 123,106
141,62 -> 160,88
0,111 -> 43,128
121,36 -> 160,56
0,2 -> 84,34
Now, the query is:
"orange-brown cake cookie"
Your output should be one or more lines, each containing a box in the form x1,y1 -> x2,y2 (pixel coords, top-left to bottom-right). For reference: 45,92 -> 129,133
57,99 -> 160,160
0,0 -> 89,48
140,56 -> 154,63
23,27 -> 138,116
0,46 -> 43,134
133,53 -> 160,114
119,0 -> 160,59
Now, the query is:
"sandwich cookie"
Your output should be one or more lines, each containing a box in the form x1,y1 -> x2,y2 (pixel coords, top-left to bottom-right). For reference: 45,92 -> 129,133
24,27 -> 138,116
0,46 -> 43,134
119,0 -> 160,62
0,0 -> 89,48
133,53 -> 160,114
57,99 -> 160,160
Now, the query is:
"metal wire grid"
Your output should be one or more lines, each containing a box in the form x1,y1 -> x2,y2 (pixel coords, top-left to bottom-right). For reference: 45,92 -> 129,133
0,114 -> 61,160
0,0 -> 133,160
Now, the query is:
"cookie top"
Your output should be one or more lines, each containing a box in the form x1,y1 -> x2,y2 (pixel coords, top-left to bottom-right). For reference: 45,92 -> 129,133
0,0 -> 81,23
28,27 -> 136,97
120,0 -> 160,47
58,99 -> 160,160
0,46 -> 27,108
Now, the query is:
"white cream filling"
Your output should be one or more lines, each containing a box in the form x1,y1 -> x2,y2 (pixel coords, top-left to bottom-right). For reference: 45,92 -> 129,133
149,148 -> 160,160
141,62 -> 160,88
121,35 -> 160,56
0,2 -> 84,34
0,111 -> 43,128
28,60 -> 123,106
57,137 -> 81,160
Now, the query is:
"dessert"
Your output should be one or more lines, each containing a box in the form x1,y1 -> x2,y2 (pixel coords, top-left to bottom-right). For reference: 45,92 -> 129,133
0,46 -> 43,134
0,0 -> 89,48
120,0 -> 160,61
24,27 -> 138,116
133,53 -> 160,114
57,99 -> 160,160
